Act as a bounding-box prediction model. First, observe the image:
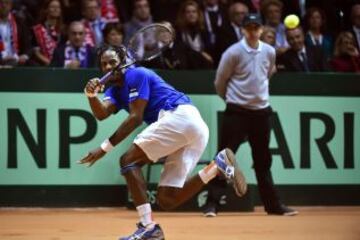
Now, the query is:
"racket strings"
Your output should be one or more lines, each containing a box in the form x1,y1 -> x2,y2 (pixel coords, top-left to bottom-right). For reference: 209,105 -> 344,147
128,24 -> 174,62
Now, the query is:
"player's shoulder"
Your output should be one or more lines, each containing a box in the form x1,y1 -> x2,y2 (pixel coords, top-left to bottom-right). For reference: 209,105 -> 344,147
125,67 -> 159,86
126,66 -> 152,78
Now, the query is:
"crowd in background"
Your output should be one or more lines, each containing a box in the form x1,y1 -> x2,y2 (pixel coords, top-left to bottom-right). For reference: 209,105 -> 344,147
0,0 -> 360,72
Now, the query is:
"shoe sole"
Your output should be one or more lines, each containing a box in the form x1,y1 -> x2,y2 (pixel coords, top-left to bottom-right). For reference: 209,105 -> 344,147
267,210 -> 299,216
283,210 -> 299,216
225,148 -> 247,197
203,212 -> 217,217
119,225 -> 165,240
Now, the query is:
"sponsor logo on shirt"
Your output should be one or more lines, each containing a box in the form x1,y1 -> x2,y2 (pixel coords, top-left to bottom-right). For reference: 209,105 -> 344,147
129,88 -> 139,98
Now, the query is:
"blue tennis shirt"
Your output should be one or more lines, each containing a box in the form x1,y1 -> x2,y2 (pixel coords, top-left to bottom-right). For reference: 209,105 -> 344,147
103,67 -> 192,124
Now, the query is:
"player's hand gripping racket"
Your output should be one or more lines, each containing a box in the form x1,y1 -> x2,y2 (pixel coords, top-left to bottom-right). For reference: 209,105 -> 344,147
99,23 -> 174,84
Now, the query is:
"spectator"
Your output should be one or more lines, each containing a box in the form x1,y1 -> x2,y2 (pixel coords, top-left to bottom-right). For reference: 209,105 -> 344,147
279,26 -> 327,72
32,0 -> 64,66
82,0 -> 107,47
176,0 -> 213,68
261,26 -> 276,46
124,0 -> 153,43
304,7 -> 333,59
51,21 -> 96,68
350,3 -> 360,51
102,22 -> 124,47
0,0 -> 31,66
261,0 -> 288,54
100,0 -> 119,23
305,0 -> 349,37
202,0 -> 227,59
217,2 -> 249,55
330,31 -> 360,72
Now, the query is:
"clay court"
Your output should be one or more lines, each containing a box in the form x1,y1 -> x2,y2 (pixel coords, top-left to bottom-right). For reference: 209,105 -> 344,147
0,206 -> 359,240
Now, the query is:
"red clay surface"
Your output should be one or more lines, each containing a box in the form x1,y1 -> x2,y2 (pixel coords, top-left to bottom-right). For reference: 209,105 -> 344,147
0,206 -> 359,240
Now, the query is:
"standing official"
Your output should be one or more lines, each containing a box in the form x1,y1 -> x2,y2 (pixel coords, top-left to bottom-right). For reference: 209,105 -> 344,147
204,13 -> 298,217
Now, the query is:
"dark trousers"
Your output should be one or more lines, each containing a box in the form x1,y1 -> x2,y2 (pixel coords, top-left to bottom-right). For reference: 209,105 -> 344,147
207,103 -> 281,211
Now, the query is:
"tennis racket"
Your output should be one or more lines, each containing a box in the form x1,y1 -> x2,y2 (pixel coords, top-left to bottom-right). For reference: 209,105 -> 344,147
99,23 -> 174,84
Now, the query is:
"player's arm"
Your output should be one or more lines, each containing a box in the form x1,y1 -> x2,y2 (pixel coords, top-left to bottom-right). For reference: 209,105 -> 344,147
214,50 -> 236,99
84,78 -> 117,120
77,99 -> 146,167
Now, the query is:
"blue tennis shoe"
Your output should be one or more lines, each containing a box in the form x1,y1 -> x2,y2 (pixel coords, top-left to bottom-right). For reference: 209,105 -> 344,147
119,222 -> 165,240
215,148 -> 247,197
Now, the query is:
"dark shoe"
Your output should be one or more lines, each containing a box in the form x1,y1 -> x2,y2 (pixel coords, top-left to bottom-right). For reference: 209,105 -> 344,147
203,203 -> 217,217
214,148 -> 247,197
119,222 -> 165,240
267,205 -> 299,216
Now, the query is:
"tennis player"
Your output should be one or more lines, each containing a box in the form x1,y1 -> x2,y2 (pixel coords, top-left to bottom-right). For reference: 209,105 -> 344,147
78,45 -> 246,240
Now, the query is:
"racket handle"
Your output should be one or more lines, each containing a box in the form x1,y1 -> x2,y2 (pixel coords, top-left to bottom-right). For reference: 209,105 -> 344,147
99,71 -> 113,85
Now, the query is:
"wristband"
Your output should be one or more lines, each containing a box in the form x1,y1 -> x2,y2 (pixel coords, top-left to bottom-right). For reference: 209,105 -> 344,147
100,138 -> 114,152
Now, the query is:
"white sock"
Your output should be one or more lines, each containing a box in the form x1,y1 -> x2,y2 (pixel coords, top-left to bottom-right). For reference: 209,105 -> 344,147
136,203 -> 154,227
198,161 -> 218,184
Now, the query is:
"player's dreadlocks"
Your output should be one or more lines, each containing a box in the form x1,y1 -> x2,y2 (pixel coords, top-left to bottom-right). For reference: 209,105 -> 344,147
96,44 -> 127,67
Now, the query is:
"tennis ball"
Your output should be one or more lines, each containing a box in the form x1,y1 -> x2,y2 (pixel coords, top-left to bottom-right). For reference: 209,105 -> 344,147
284,14 -> 300,29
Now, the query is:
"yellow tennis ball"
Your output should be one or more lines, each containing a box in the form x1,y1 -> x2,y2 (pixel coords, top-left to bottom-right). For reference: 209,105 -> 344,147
284,14 -> 300,29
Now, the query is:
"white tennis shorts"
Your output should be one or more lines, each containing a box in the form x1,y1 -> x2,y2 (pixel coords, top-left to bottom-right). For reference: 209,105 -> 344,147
134,104 -> 209,188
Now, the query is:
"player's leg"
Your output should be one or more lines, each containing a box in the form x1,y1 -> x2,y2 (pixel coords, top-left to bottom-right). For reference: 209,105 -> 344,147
119,106 -> 199,240
204,106 -> 248,216
156,148 -> 248,211
120,144 -> 152,207
157,176 -> 205,211
119,144 -> 165,240
156,124 -> 247,211
156,146 -> 209,210
152,105 -> 213,210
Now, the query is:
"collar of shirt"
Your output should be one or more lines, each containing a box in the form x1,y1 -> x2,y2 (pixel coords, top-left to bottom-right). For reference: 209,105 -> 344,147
297,47 -> 306,60
241,38 -> 263,53
308,31 -> 323,45
206,5 -> 219,12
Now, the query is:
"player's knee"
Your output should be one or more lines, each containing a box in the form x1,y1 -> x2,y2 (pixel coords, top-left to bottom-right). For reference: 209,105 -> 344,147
119,153 -> 138,175
157,195 -> 176,211
119,151 -> 135,167
119,153 -> 128,168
